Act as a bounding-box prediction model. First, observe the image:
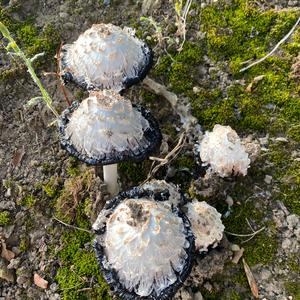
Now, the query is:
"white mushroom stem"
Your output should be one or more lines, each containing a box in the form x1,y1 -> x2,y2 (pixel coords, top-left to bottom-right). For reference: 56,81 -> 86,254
103,164 -> 119,196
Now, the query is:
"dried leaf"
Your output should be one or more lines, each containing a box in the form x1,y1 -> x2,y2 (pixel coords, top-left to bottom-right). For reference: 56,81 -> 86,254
34,273 -> 48,289
245,75 -> 265,93
11,146 -> 25,168
243,258 -> 259,298
1,239 -> 15,261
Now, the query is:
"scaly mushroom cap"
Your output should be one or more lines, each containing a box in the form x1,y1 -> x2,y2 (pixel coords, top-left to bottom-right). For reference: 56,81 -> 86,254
184,200 -> 224,252
58,90 -> 161,165
200,124 -> 250,177
93,187 -> 194,300
60,23 -> 153,92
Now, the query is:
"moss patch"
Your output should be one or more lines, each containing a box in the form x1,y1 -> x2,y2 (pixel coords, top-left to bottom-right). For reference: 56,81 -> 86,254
119,160 -> 152,185
18,194 -> 37,208
54,170 -> 93,224
285,282 -> 300,300
43,176 -> 63,198
0,211 -> 11,226
66,157 -> 81,177
56,231 -> 110,300
0,5 -> 61,81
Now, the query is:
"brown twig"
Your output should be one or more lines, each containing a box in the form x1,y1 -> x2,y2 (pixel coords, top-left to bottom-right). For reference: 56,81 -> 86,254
56,42 -> 72,106
143,132 -> 186,183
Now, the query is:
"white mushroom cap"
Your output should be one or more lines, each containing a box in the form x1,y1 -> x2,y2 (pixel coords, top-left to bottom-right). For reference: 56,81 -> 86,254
104,198 -> 189,297
199,124 -> 250,177
93,187 -> 194,300
185,200 -> 224,252
58,90 -> 161,165
60,23 -> 152,92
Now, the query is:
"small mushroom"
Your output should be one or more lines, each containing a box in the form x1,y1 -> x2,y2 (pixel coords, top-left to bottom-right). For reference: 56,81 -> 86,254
199,124 -> 250,177
184,200 -> 224,253
60,23 -> 153,92
93,186 -> 195,300
58,90 -> 161,195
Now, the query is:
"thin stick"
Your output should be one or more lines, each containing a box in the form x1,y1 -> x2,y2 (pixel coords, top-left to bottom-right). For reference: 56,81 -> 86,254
178,0 -> 193,51
53,216 -> 92,234
246,217 -> 255,232
144,132 -> 186,183
225,226 -> 265,238
56,42 -> 72,106
240,15 -> 300,72
77,288 -> 93,292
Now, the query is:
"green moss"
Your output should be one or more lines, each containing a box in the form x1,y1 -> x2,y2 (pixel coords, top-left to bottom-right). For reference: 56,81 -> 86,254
287,255 -> 300,273
153,55 -> 173,78
54,171 -> 93,224
140,90 -> 157,104
83,198 -> 92,219
41,163 -> 54,175
19,238 -> 29,252
201,1 -> 298,74
119,160 -> 151,185
285,282 -> 300,300
152,42 -> 204,94
267,144 -> 300,215
43,176 -> 63,198
66,157 -> 81,177
169,62 -> 194,94
222,184 -> 278,266
0,6 -> 60,81
74,89 -> 86,101
243,230 -> 277,266
56,230 -> 110,300
0,211 -> 11,226
161,123 -> 178,140
200,289 -> 219,300
192,96 -> 236,130
223,198 -> 263,233
171,154 -> 197,188
279,163 -> 300,215
175,155 -> 195,170
226,291 -> 242,300
176,42 -> 205,65
19,194 -> 37,208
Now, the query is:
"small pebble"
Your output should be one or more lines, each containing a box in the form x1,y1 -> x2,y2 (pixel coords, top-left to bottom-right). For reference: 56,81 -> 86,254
264,175 -> 272,184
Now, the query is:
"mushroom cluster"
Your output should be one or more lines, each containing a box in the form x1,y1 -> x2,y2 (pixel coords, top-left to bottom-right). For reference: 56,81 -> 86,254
58,23 -> 160,195
58,23 -> 227,300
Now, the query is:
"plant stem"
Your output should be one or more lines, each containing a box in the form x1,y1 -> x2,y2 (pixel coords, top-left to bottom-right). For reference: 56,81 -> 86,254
0,22 -> 59,118
103,164 -> 119,196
